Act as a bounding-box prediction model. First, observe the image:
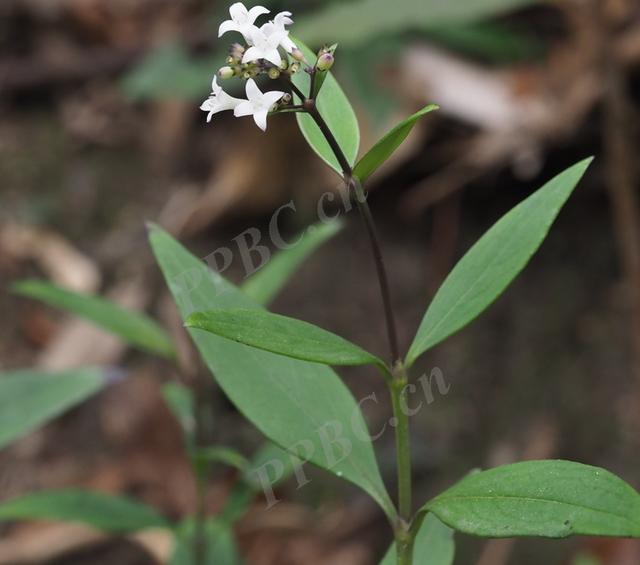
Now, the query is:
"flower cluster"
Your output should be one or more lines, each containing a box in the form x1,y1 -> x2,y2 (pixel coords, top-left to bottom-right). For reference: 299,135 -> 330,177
200,2 -> 304,131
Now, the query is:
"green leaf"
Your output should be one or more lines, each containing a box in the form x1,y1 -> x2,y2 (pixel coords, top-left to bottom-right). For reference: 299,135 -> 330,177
170,519 -> 240,565
291,38 -> 359,176
241,219 -> 342,306
195,447 -> 249,472
149,224 -> 395,521
162,382 -> 196,442
13,280 -> 177,360
380,514 -> 455,565
425,460 -> 640,538
0,368 -> 105,450
296,0 -> 538,47
186,308 -> 386,371
354,104 -> 439,183
406,158 -> 592,367
0,490 -> 168,533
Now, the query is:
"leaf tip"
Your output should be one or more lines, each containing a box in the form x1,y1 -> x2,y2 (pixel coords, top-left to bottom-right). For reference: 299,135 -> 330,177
145,221 -> 162,234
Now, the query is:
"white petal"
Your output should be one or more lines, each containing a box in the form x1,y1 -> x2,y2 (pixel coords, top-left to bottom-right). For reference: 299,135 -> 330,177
210,75 -> 221,94
219,92 -> 244,111
260,21 -> 276,35
262,48 -> 282,67
229,2 -> 248,22
244,78 -> 263,103
247,5 -> 270,23
201,101 -> 226,119
280,34 -> 296,52
200,98 -> 213,111
262,90 -> 285,107
241,24 -> 260,45
218,19 -> 239,37
233,100 -> 255,117
242,45 -> 262,63
274,11 -> 293,25
253,109 -> 269,131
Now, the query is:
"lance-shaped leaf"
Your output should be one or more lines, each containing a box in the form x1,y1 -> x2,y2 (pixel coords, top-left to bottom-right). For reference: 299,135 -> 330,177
149,225 -> 396,521
0,368 -> 105,450
0,490 -> 168,533
406,158 -> 592,367
291,38 -> 359,176
354,104 -> 439,183
186,308 -> 386,371
241,219 -> 342,306
380,513 -> 455,565
13,280 -> 177,360
424,460 -> 640,538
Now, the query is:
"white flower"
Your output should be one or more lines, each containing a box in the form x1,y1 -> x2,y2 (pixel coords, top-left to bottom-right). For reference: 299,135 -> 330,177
218,2 -> 269,41
242,25 -> 285,66
233,79 -> 285,131
200,76 -> 244,123
271,11 -> 297,52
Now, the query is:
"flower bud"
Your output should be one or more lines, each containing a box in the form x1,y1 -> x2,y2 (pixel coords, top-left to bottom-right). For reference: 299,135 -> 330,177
316,52 -> 334,72
242,67 -> 258,79
268,67 -> 281,79
289,62 -> 300,74
281,93 -> 292,105
291,48 -> 306,63
218,66 -> 235,80
229,43 -> 245,62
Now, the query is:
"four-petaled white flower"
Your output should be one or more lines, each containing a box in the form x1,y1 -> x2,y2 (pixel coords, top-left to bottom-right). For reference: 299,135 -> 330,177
218,2 -> 269,41
242,25 -> 286,66
233,79 -> 285,131
200,76 -> 244,123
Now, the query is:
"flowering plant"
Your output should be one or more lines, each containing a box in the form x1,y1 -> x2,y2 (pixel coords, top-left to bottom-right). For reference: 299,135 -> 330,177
3,3 -> 640,565
187,4 -> 640,565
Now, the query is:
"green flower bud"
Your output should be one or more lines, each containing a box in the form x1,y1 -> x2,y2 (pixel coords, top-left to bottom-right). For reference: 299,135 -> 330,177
218,66 -> 235,80
242,67 -> 258,79
316,53 -> 334,72
268,67 -> 281,79
289,62 -> 300,74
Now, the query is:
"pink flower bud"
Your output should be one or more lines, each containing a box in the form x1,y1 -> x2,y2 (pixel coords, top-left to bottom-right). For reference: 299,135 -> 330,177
316,53 -> 334,72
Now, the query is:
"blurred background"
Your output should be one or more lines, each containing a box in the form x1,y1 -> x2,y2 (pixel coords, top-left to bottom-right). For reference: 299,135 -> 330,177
2,0 -> 640,563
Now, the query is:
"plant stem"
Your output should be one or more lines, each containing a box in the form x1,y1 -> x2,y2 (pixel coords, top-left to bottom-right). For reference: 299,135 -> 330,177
396,536 -> 415,565
307,102 -> 412,562
307,105 -> 400,363
390,367 -> 412,520
288,80 -> 307,103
